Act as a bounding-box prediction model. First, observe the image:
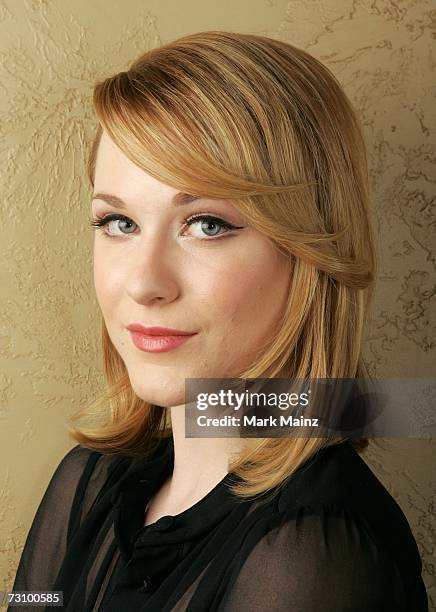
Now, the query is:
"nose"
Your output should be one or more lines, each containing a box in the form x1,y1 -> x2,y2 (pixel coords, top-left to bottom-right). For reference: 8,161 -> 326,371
125,238 -> 180,306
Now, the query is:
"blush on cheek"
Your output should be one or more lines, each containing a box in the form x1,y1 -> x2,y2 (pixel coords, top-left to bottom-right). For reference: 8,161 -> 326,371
93,273 -> 111,314
93,251 -> 125,312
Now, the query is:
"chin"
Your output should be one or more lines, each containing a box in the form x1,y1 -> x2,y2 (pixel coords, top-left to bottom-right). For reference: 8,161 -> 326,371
127,375 -> 185,407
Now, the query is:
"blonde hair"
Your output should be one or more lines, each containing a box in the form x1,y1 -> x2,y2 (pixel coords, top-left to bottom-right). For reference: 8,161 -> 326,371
69,31 -> 377,501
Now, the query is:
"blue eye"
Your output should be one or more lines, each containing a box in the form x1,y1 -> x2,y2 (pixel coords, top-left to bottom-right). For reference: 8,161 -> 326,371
184,214 -> 244,239
89,214 -> 137,236
89,213 -> 244,240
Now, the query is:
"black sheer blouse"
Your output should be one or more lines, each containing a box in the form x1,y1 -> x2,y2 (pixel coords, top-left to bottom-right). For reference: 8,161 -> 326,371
9,437 -> 428,611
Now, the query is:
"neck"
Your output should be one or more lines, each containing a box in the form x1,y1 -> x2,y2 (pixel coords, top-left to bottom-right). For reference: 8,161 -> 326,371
166,404 -> 248,501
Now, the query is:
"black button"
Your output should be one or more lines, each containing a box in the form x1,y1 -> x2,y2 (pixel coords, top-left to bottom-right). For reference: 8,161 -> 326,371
137,575 -> 153,592
155,516 -> 175,531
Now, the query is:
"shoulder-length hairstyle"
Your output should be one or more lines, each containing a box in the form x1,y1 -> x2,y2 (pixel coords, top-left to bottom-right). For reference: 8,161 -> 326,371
69,30 -> 377,502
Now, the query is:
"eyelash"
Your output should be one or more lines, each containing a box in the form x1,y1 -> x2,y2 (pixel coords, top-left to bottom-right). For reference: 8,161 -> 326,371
88,213 -> 244,240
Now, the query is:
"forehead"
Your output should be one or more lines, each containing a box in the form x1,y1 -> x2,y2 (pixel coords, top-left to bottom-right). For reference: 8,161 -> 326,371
93,130 -> 178,199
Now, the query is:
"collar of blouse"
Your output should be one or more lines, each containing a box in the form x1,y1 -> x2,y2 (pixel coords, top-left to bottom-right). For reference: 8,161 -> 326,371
112,436 -> 244,590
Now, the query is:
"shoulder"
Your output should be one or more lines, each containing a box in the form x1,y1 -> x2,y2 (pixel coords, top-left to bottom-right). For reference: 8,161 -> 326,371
50,444 -> 96,480
38,445 -> 97,510
278,442 -> 423,561
44,444 -> 109,502
11,445 -> 120,592
39,444 -> 133,535
224,504 -> 408,612
48,444 -> 130,489
277,441 -> 418,540
223,463 -> 428,612
277,441 -> 390,509
255,442 -> 427,609
53,443 -> 134,512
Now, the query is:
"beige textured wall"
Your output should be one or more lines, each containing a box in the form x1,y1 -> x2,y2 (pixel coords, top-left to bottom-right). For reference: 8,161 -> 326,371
1,0 -> 435,606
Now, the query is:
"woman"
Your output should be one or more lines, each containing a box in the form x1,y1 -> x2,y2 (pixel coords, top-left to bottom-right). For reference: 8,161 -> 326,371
10,31 -> 428,611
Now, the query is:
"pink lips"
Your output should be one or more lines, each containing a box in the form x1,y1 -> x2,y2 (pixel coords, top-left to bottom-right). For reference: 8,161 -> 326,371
126,323 -> 197,353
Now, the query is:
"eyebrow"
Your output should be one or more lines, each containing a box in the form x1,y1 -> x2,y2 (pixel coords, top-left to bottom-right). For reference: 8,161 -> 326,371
91,191 -> 202,209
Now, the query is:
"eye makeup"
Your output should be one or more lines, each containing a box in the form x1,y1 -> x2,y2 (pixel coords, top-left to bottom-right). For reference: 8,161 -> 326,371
89,212 -> 245,240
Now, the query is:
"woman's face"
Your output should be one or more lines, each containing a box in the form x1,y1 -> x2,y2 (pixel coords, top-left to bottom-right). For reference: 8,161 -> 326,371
92,130 -> 291,407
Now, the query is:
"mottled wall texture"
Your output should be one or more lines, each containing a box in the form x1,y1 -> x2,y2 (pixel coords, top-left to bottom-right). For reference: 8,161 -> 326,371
1,0 -> 435,606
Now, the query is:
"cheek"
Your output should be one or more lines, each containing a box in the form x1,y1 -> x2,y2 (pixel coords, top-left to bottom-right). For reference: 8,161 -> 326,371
202,245 -> 290,333
93,245 -> 122,314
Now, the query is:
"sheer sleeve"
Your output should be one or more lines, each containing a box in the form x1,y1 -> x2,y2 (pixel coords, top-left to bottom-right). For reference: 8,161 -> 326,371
9,445 -> 97,601
220,506 -> 412,612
